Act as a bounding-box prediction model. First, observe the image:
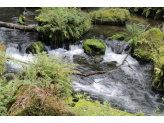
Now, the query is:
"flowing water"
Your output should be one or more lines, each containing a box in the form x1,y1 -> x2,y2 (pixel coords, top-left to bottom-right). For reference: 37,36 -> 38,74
1,7 -> 164,115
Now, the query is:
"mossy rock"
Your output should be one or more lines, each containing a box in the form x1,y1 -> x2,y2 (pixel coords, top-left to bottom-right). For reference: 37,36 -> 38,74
66,98 -> 134,116
109,33 -> 125,41
83,39 -> 106,55
73,55 -> 88,64
136,28 -> 163,61
26,41 -> 47,54
90,56 -> 104,63
8,84 -> 77,116
0,43 -> 6,77
89,8 -> 130,25
135,28 -> 164,91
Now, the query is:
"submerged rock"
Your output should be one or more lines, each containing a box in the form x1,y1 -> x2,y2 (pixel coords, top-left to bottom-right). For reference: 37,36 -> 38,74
83,39 -> 106,55
26,41 -> 47,54
8,84 -> 76,116
90,56 -> 104,63
73,55 -> 88,64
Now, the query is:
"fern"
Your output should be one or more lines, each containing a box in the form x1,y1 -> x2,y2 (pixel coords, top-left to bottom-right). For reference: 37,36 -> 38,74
36,7 -> 91,45
123,23 -> 145,50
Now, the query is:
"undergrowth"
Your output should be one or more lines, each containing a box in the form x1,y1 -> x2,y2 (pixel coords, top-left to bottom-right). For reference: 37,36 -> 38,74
0,46 -> 79,115
123,23 -> 145,51
35,7 -> 91,46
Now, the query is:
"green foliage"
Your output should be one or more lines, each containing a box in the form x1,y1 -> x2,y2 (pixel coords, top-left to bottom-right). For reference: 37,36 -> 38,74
0,46 -> 79,115
36,7 -> 91,45
135,110 -> 145,116
0,52 -> 5,77
66,98 -> 134,116
142,7 -> 164,19
18,15 -> 26,25
123,7 -> 164,20
123,23 -> 145,49
121,7 -> 142,13
133,49 -> 141,58
151,107 -> 164,116
0,78 -> 17,116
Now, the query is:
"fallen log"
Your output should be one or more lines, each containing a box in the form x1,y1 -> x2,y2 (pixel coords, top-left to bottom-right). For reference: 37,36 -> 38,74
0,21 -> 36,32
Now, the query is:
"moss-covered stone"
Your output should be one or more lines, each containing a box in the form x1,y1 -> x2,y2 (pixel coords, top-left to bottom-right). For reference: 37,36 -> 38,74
26,41 -> 47,54
65,98 -> 134,116
8,84 -> 76,116
0,43 -> 6,77
73,55 -> 88,64
83,39 -> 106,55
90,56 -> 104,63
109,33 -> 125,41
89,8 -> 130,25
136,28 -> 163,61
134,28 -> 164,91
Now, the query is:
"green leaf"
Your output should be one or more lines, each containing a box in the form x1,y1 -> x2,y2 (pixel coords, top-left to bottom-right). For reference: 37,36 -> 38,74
146,10 -> 150,17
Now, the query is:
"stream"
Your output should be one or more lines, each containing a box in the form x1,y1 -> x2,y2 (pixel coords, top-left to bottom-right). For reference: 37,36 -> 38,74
1,7 -> 164,115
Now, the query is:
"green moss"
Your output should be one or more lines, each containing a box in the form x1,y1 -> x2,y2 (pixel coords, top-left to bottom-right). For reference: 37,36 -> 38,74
0,44 -> 6,77
136,28 -> 163,61
26,41 -> 47,54
19,15 -> 26,25
90,56 -> 104,63
83,39 -> 106,55
65,98 -> 134,116
135,28 -> 164,90
89,8 -> 130,25
109,33 -> 125,40
8,85 -> 76,116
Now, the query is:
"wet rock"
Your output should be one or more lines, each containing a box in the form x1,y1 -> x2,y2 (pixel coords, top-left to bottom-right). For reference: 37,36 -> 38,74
106,61 -> 117,68
101,61 -> 117,71
109,33 -> 125,41
26,41 -> 47,54
110,40 -> 130,54
89,64 -> 103,71
83,39 -> 106,55
73,55 -> 88,64
90,56 -> 104,63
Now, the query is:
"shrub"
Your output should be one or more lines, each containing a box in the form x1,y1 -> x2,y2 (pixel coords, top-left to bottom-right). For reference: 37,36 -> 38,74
123,23 -> 145,50
0,46 -> 79,115
35,7 -> 91,46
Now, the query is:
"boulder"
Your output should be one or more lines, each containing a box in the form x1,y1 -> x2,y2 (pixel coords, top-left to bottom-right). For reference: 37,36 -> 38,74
26,41 -> 47,54
136,28 -> 163,61
110,40 -> 130,54
0,43 -> 6,77
8,84 -> 76,116
109,33 -> 125,41
134,28 -> 164,91
90,56 -> 104,63
73,55 -> 88,64
89,9 -> 130,25
83,39 -> 106,55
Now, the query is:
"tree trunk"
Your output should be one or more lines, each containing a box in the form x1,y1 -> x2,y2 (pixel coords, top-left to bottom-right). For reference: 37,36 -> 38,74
0,21 -> 36,32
